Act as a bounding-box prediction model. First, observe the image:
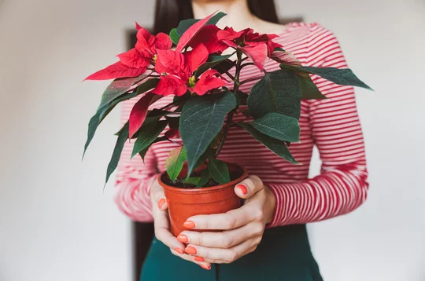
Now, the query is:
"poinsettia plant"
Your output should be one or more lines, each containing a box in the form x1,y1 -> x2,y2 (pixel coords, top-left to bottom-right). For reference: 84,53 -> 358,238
84,12 -> 371,187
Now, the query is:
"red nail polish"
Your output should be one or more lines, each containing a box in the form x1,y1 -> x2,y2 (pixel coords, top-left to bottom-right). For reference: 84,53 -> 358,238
236,184 -> 248,195
158,198 -> 165,209
183,221 -> 195,229
194,256 -> 204,262
185,246 -> 197,255
174,247 -> 184,255
177,234 -> 188,243
200,264 -> 211,270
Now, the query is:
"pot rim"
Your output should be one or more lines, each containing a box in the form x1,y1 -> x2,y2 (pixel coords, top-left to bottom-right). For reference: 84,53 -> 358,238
159,162 -> 248,194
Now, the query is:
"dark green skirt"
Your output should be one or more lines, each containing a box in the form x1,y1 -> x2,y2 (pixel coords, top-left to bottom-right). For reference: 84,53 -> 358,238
141,224 -> 323,281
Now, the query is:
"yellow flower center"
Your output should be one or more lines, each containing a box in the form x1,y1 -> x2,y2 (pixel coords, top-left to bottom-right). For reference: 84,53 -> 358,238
153,54 -> 157,63
188,76 -> 196,88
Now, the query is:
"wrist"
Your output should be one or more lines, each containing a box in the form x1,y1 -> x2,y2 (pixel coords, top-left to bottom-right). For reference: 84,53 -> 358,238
264,185 -> 276,224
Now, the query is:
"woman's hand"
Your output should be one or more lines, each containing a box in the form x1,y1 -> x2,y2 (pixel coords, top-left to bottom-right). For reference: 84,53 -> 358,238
150,179 -> 213,270
176,175 -> 276,264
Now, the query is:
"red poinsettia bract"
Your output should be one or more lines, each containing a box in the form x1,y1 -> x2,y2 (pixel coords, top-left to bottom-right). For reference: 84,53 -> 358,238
217,27 -> 282,70
153,44 -> 226,96
85,23 -> 172,80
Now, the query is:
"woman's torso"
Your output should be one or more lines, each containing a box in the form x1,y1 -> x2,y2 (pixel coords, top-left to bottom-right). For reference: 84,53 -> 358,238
124,23 -> 327,280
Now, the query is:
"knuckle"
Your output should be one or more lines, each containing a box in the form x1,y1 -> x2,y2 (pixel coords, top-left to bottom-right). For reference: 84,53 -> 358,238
253,209 -> 265,221
250,245 -> 258,253
227,250 -> 238,263
254,235 -> 263,245
220,234 -> 233,248
224,213 -> 238,229
250,175 -> 263,189
197,234 -> 204,246
252,222 -> 265,235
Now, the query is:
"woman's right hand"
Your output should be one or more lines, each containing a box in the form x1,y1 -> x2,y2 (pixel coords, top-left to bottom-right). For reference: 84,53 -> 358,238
149,179 -> 212,270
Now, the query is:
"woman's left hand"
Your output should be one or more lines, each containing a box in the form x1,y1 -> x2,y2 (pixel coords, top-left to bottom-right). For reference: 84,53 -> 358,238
174,175 -> 276,264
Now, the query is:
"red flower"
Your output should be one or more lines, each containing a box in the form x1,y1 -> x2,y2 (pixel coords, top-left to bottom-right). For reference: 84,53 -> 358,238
85,24 -> 172,80
175,12 -> 215,52
193,70 -> 226,96
217,27 -> 283,70
153,44 -> 225,96
189,25 -> 229,54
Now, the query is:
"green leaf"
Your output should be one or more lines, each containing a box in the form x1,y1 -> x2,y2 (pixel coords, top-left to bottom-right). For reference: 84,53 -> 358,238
180,91 -> 237,175
165,147 -> 188,181
213,59 -> 235,74
281,65 -> 372,90
248,69 -> 301,120
131,119 -> 167,158
238,123 -> 298,164
297,74 -> 327,100
250,113 -> 300,142
146,109 -> 173,119
175,12 -> 226,36
195,54 -> 232,77
83,78 -> 159,157
181,177 -> 201,186
169,28 -> 180,45
105,122 -> 129,184
84,91 -> 137,158
206,12 -> 226,25
197,169 -> 210,187
98,76 -> 142,109
138,136 -> 168,161
208,158 -> 230,184
165,116 -> 179,129
176,19 -> 198,36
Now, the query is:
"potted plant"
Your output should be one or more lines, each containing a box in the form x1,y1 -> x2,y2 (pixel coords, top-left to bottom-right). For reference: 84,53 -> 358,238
83,12 -> 371,236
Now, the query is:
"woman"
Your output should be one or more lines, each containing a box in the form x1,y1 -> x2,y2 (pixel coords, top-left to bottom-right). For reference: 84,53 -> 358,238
115,0 -> 369,280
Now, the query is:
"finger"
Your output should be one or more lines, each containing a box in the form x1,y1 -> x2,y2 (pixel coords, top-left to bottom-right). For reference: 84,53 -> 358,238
150,182 -> 168,211
170,248 -> 212,270
185,205 -> 255,230
234,175 -> 264,199
184,237 -> 260,264
186,199 -> 265,231
178,221 -> 265,248
154,210 -> 185,254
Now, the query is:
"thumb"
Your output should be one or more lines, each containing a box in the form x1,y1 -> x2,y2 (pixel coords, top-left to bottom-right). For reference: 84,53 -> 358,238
150,179 -> 168,211
234,175 -> 263,199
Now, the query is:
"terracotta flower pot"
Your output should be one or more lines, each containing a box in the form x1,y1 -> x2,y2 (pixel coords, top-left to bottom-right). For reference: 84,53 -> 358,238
159,163 -> 248,236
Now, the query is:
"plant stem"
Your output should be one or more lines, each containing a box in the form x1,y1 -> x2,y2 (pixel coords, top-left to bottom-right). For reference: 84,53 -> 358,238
224,71 -> 235,81
214,51 -> 243,157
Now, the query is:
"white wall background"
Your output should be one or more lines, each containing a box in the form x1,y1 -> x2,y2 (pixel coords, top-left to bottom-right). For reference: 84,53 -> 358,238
0,0 -> 424,281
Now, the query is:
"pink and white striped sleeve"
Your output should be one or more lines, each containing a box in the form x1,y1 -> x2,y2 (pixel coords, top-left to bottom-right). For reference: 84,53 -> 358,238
114,99 -> 158,222
268,26 -> 369,227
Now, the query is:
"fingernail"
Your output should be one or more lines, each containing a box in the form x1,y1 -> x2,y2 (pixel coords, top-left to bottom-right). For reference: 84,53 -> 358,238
185,246 -> 197,255
194,256 -> 204,262
158,198 -> 165,209
236,184 -> 248,195
174,247 -> 184,255
177,234 -> 188,243
200,264 -> 211,270
183,221 -> 195,229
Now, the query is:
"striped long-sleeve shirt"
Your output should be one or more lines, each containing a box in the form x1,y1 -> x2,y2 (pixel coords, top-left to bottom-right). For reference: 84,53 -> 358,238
114,23 -> 369,227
